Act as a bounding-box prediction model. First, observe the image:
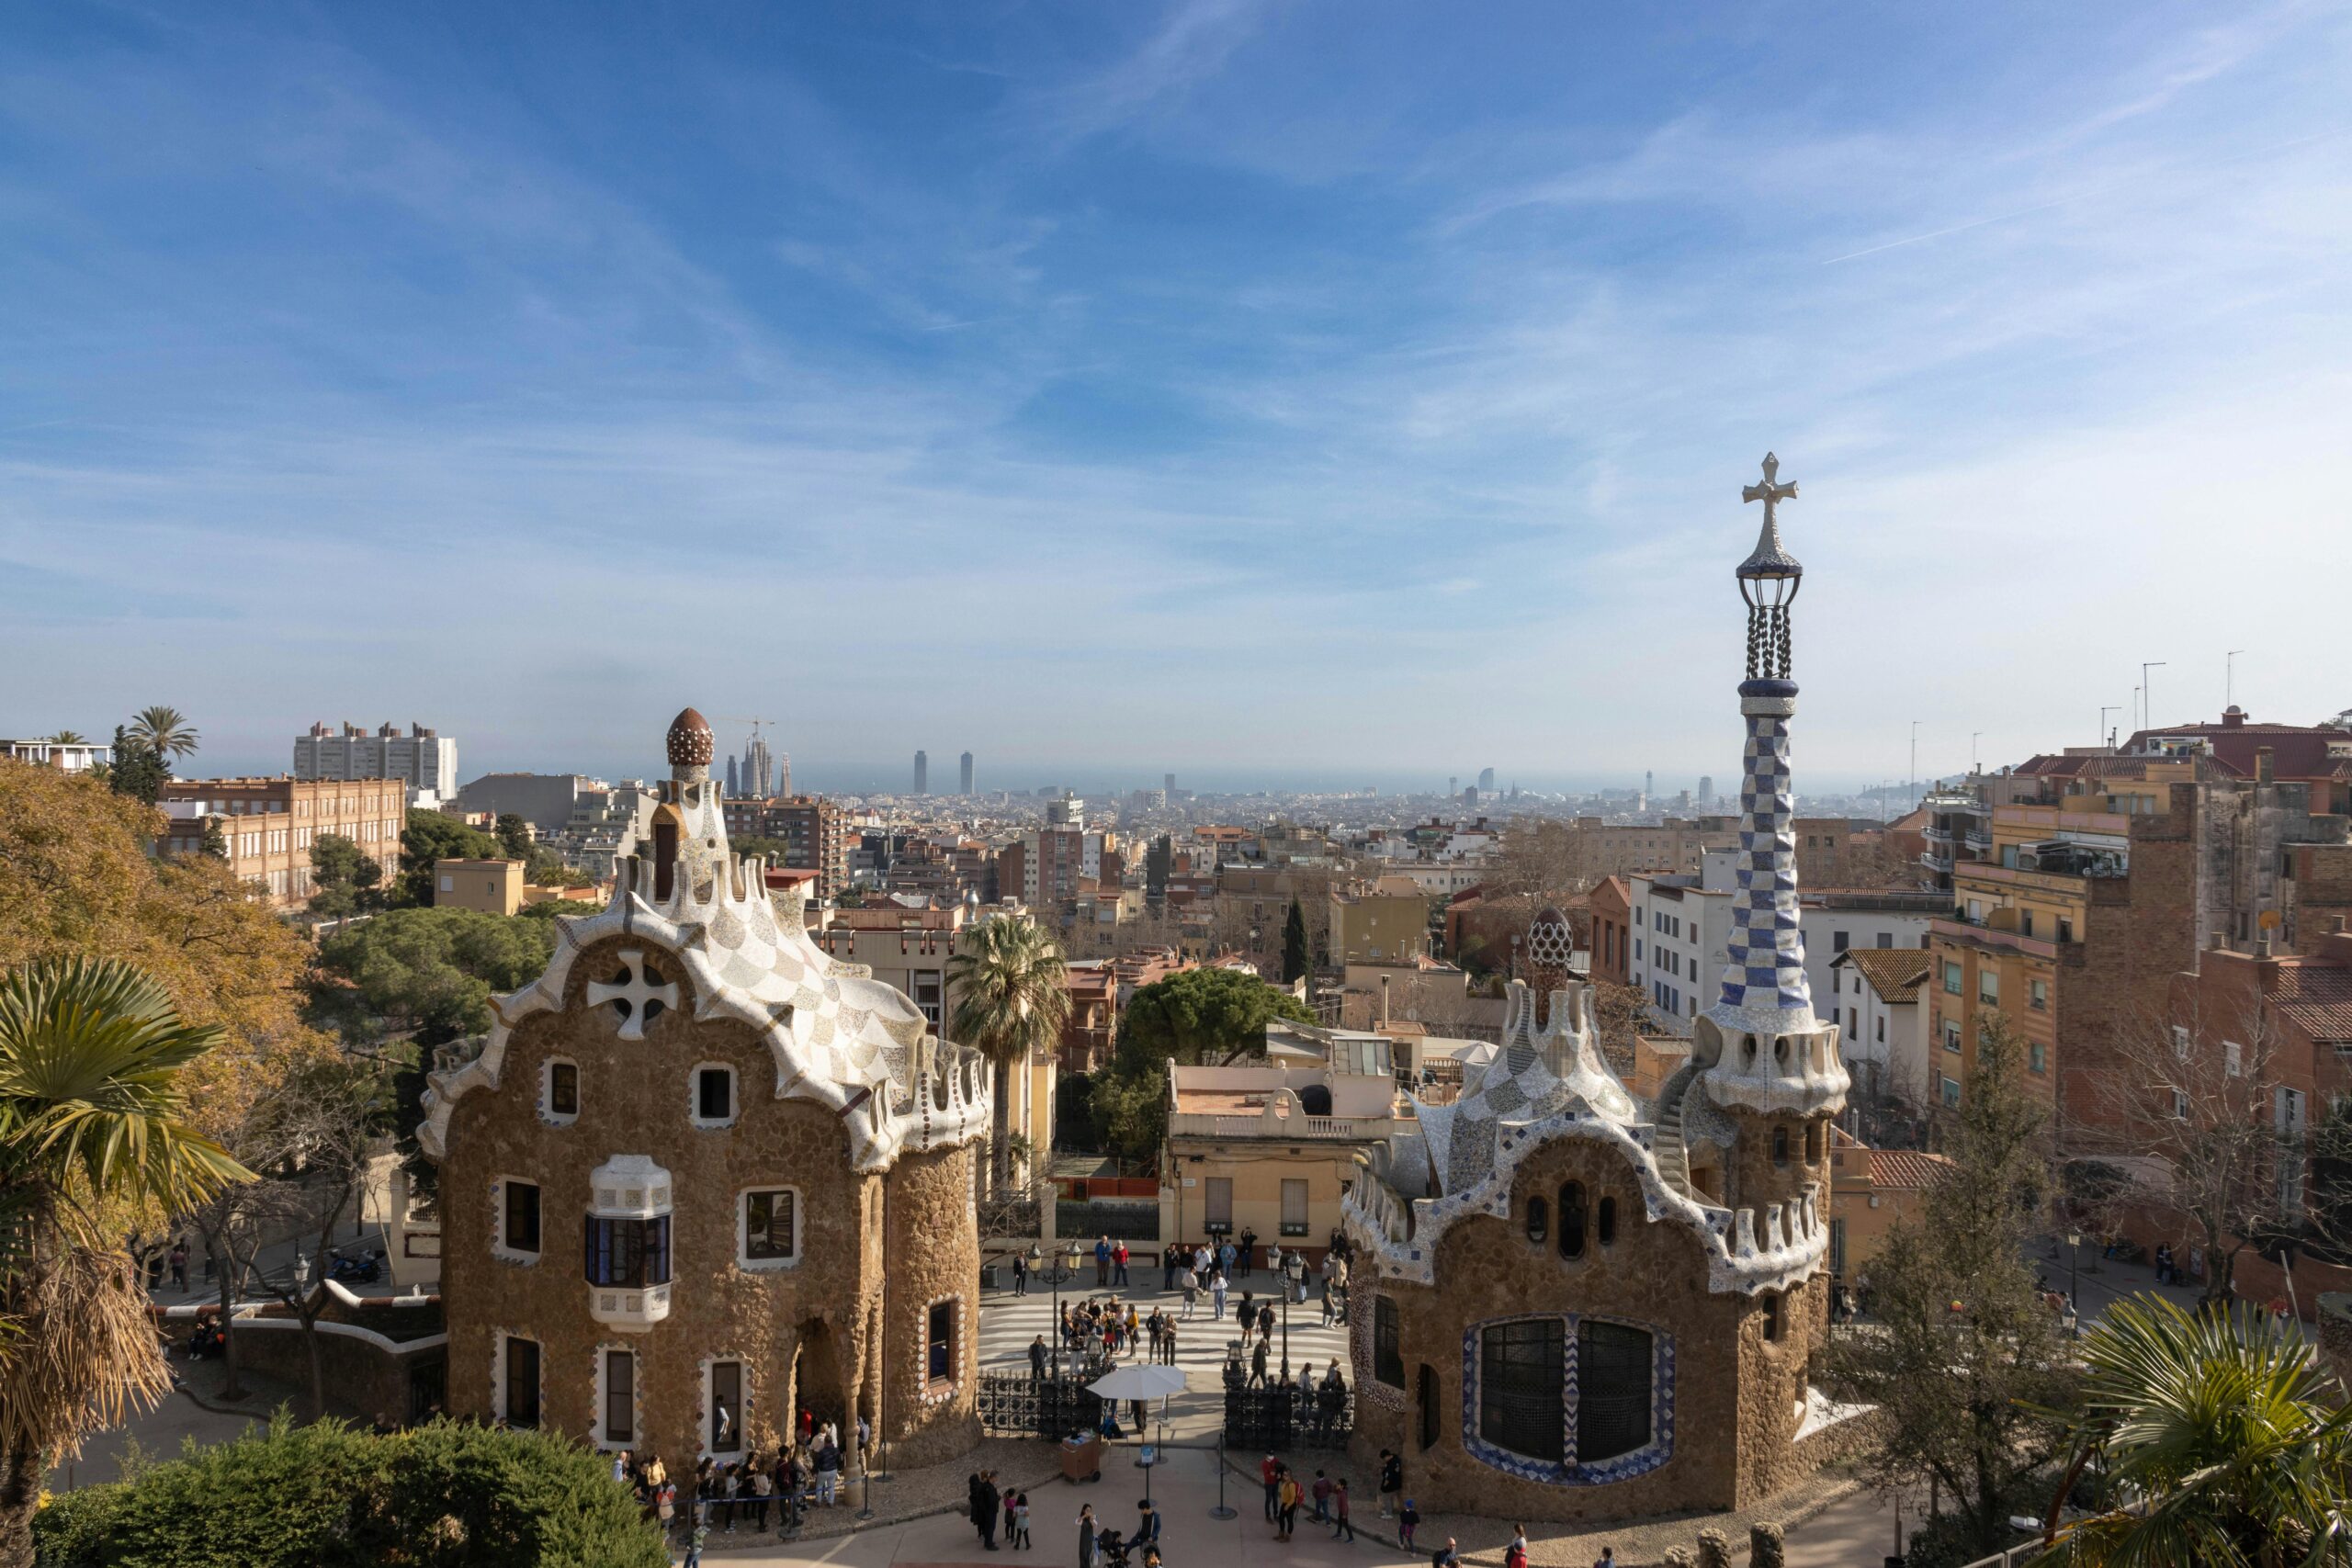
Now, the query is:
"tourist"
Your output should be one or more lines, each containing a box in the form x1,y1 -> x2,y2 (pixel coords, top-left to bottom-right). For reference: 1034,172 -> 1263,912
1163,1245 -> 1180,1292
1590,1549 -> 1617,1568
978,1471 -> 1002,1551
1397,1498 -> 1419,1551
1250,1337 -> 1269,1387
1320,1281 -> 1337,1326
168,1239 -> 189,1292
613,1448 -> 630,1484
1261,1453 -> 1282,1520
1275,1466 -> 1302,1542
1114,1240 -> 1131,1287
1238,1225 -> 1258,1277
1329,1478 -> 1354,1541
1014,1251 -> 1030,1295
1309,1469 -> 1331,1522
1431,1537 -> 1460,1568
1212,1270 -> 1229,1319
1505,1524 -> 1528,1568
1141,1549 -> 1161,1568
1238,1290 -> 1254,1334
732,1464 -> 756,1531
1218,1238 -> 1237,1278
1161,1318 -> 1179,1365
1378,1450 -> 1403,1517
1135,1497 -> 1161,1546
683,1520 -> 709,1568
815,1432 -> 842,1506
1077,1503 -> 1101,1568
1179,1264 -> 1198,1317
1032,1334 -> 1050,1380
1096,1235 -> 1113,1287
1257,1301 -> 1276,1346
749,1461 -> 773,1532
1012,1490 -> 1033,1551
656,1474 -> 678,1534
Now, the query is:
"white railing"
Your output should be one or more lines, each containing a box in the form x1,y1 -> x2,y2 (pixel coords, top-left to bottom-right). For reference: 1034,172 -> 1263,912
1167,1112 -> 1390,1140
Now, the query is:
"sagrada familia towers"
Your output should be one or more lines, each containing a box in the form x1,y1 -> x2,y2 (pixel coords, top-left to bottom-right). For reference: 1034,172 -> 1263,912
1340,456 -> 1861,1521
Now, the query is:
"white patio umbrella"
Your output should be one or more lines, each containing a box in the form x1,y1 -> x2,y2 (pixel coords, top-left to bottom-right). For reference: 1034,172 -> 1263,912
1088,1363 -> 1189,1508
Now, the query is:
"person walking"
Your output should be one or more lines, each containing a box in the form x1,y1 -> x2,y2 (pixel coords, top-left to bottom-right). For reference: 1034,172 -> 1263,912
1320,1280 -> 1337,1326
1430,1537 -> 1460,1568
1261,1454 -> 1282,1521
1161,1318 -> 1178,1366
1032,1334 -> 1049,1381
683,1520 -> 710,1568
1095,1235 -> 1113,1288
1014,1251 -> 1030,1295
1077,1503 -> 1100,1568
1505,1525 -> 1528,1568
1378,1450 -> 1402,1518
1250,1337 -> 1270,1388
1329,1478 -> 1354,1542
1397,1499 -> 1419,1551
1310,1469 -> 1331,1523
1135,1498 -> 1161,1548
1114,1240 -> 1130,1287
814,1434 -> 841,1507
1012,1491 -> 1032,1551
168,1240 -> 189,1293
749,1462 -> 773,1533
1257,1301 -> 1275,1347
1179,1264 -> 1198,1317
1591,1550 -> 1617,1568
1212,1271 -> 1228,1320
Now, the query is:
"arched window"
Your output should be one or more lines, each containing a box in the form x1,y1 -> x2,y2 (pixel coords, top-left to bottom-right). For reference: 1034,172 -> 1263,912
1771,1125 -> 1790,1167
1577,1320 -> 1654,1462
1763,1292 -> 1783,1342
1804,1121 -> 1823,1163
1597,1195 -> 1617,1247
1525,1195 -> 1548,1245
1417,1364 -> 1441,1451
1557,1182 -> 1587,1259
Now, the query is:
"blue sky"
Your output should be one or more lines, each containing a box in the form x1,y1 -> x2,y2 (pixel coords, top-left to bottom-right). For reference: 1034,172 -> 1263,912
4,2 -> 2348,794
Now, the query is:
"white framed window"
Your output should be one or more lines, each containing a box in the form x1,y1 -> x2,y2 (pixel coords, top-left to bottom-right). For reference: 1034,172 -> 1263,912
495,1333 -> 542,1429
2224,1041 -> 2244,1077
542,1058 -> 581,1124
691,1063 -> 737,1128
739,1188 -> 800,1269
594,1345 -> 639,1450
2172,1089 -> 2191,1120
2172,1025 -> 2191,1061
1280,1179 -> 1309,1236
702,1355 -> 747,1457
493,1177 -> 541,1263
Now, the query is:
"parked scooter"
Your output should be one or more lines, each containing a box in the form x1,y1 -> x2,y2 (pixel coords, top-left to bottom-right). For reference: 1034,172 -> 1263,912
328,1246 -> 382,1285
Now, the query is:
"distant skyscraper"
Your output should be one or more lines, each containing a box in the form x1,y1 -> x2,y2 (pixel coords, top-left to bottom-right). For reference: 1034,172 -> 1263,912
1448,777 -> 1457,798
1698,774 -> 1714,807
1478,767 -> 1496,793
960,750 -> 974,795
1164,772 -> 1176,796
726,755 -> 740,797
741,736 -> 775,797
1645,769 -> 1654,799
293,721 -> 458,799
913,750 -> 928,795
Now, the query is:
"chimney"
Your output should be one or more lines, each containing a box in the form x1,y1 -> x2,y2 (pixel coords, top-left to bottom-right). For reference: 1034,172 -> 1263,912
2257,746 -> 2275,784
2256,934 -> 2274,959
1379,974 -> 1392,1029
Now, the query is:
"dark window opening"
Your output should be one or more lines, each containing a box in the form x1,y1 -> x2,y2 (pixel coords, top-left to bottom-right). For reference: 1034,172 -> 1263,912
1771,1126 -> 1790,1167
1557,1182 -> 1587,1259
1374,1296 -> 1404,1388
744,1190 -> 796,1261
504,1336 -> 540,1429
549,1063 -> 579,1116
503,1181 -> 541,1254
1576,1320 -> 1653,1463
1479,1317 -> 1564,1462
1597,1195 -> 1617,1247
1804,1122 -> 1823,1163
584,1214 -> 673,1289
654,819 -> 679,901
1417,1364 -> 1441,1451
710,1359 -> 742,1453
1763,1292 -> 1784,1342
1299,1084 -> 1333,1117
927,1301 -> 956,1387
604,1349 -> 634,1444
697,1067 -> 733,1122
1525,1195 -> 1548,1245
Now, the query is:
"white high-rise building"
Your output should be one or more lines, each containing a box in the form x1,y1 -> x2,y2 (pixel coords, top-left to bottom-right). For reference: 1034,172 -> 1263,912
295,722 -> 458,799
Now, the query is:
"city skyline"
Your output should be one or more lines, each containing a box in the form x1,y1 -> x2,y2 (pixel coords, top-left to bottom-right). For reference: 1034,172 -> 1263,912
5,4 -> 2346,784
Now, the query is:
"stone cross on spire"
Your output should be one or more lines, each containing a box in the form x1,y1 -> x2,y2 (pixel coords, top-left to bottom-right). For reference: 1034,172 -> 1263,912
1742,451 -> 1797,526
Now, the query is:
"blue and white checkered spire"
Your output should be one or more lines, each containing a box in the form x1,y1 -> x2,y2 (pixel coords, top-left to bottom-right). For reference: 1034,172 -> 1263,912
1711,455 -> 1817,1032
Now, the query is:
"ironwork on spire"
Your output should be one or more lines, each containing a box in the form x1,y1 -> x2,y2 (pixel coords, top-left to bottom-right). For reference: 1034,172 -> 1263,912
1736,453 -> 1802,682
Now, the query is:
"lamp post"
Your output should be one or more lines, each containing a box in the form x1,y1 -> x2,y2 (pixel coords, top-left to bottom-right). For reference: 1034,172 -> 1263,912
1280,1250 -> 1304,1380
2067,1232 -> 2081,1312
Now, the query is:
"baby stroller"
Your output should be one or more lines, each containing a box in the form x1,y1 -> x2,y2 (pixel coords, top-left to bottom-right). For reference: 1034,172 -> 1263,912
1096,1527 -> 1133,1568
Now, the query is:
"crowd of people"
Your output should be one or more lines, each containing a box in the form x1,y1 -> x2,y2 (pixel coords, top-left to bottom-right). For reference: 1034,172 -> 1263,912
606,1404 -> 862,1562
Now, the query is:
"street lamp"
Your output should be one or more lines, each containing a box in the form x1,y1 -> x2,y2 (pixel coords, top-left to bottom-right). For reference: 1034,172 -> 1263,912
2067,1232 -> 2081,1312
1280,1250 -> 1305,1380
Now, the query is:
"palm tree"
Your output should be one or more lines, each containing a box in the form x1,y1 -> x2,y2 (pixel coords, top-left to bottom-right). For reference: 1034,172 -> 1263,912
127,705 -> 199,763
946,917 -> 1069,1198
2035,1295 -> 2352,1566
40,732 -> 85,747
0,958 -> 250,1563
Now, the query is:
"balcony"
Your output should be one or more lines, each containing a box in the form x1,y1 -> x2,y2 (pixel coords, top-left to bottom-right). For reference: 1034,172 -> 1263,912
1922,825 -> 1954,847
1928,918 -> 2058,963
1921,850 -> 1953,874
1963,829 -> 1994,852
1167,1111 -> 1394,1141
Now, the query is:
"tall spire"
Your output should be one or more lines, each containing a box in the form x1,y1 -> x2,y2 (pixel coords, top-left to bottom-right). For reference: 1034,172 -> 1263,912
1713,455 -> 1814,1029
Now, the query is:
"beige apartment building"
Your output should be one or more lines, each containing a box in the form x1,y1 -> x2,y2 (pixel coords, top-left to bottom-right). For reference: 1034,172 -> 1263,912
1160,1061 -> 1409,1260
1329,880 -> 1433,964
159,776 -> 405,908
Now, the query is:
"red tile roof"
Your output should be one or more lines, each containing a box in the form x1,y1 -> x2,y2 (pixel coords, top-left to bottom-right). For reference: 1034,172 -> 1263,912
1866,1148 -> 1954,1190
2271,964 -> 2352,1043
1836,947 -> 1931,1005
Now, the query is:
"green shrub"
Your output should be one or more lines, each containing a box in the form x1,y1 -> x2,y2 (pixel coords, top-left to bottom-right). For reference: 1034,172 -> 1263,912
36,1412 -> 666,1568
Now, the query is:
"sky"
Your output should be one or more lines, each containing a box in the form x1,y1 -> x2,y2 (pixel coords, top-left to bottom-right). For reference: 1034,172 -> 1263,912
3,2 -> 2348,795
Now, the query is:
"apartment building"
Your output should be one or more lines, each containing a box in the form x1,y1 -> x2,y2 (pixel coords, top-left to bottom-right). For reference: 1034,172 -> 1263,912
158,776 -> 405,908
1159,1061 -> 1408,1260
296,721 -> 458,799
1328,880 -> 1432,964
722,795 -> 851,900
1826,947 -> 1930,1107
2,738 -> 111,773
